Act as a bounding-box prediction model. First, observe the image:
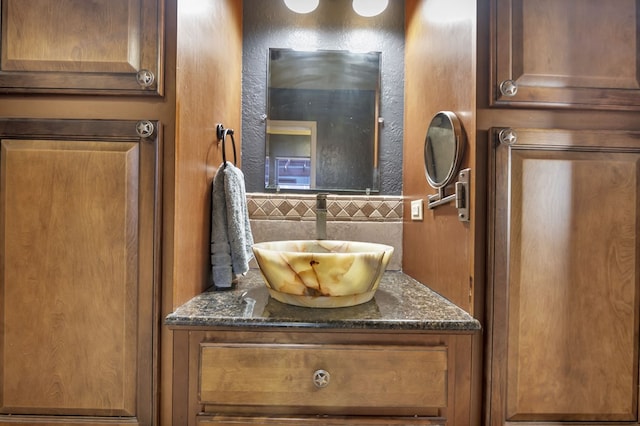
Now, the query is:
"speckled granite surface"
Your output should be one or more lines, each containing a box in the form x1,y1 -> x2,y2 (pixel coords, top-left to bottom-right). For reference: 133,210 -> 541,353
166,270 -> 480,332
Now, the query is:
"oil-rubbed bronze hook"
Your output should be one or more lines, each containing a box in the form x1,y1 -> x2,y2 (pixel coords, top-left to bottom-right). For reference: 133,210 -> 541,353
216,124 -> 237,169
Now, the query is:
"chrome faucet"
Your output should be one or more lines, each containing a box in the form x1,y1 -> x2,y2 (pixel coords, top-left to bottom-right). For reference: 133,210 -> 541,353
316,193 -> 327,240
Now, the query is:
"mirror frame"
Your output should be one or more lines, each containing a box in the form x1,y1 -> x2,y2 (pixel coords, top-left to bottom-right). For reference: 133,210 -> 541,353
423,111 -> 465,189
422,111 -> 471,222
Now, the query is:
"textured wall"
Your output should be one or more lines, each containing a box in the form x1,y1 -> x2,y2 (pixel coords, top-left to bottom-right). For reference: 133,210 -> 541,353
242,0 -> 405,194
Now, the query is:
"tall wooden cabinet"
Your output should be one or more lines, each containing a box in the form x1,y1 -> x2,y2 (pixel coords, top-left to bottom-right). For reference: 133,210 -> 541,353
0,0 -> 243,425
0,1 -> 165,425
485,0 -> 640,425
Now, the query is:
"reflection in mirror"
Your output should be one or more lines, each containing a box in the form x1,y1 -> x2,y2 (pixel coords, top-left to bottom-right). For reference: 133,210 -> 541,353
267,48 -> 381,192
265,120 -> 317,190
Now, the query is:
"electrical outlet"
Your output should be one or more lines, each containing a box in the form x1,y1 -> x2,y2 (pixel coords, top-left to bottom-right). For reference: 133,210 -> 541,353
411,199 -> 423,221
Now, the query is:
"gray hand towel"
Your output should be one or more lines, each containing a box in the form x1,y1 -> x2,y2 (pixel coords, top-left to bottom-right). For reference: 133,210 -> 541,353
224,162 -> 254,275
210,162 -> 254,289
211,166 -> 233,288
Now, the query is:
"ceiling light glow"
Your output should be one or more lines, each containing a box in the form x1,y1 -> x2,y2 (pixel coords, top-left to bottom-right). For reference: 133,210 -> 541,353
352,0 -> 389,17
283,0 -> 319,14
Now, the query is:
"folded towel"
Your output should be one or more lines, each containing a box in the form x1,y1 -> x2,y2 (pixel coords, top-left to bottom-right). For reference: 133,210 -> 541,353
224,162 -> 254,275
211,242 -> 231,254
210,161 -> 254,289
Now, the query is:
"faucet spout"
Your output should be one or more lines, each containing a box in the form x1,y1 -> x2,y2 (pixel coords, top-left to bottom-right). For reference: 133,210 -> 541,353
316,193 -> 327,240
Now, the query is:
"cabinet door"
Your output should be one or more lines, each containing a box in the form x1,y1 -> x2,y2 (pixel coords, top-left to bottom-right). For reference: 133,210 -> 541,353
488,128 -> 640,425
0,0 -> 163,95
0,119 -> 160,426
492,0 -> 640,110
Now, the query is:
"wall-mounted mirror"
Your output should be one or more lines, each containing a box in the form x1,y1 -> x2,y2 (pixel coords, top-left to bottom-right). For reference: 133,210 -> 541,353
424,111 -> 470,221
266,48 -> 381,192
424,111 -> 464,188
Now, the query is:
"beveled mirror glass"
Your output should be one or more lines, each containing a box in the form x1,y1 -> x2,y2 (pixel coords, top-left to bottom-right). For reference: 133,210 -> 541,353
266,48 -> 382,192
424,111 -> 464,189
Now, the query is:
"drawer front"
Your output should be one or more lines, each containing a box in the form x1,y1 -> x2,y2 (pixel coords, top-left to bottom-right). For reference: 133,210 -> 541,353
197,415 -> 445,425
199,343 -> 447,410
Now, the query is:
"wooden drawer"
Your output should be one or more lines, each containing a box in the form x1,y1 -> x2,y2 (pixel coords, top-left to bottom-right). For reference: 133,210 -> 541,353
199,343 -> 447,411
197,414 -> 445,425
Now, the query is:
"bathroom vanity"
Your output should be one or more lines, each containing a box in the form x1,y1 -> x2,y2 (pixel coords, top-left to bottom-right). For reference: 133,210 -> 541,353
166,271 -> 480,426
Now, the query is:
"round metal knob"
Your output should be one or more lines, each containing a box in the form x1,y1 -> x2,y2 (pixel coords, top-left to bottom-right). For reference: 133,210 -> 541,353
312,369 -> 330,388
499,79 -> 518,97
136,69 -> 155,88
136,120 -> 155,138
498,128 -> 518,146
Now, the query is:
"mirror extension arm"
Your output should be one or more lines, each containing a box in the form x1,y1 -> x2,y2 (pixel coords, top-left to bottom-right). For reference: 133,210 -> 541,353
427,168 -> 470,222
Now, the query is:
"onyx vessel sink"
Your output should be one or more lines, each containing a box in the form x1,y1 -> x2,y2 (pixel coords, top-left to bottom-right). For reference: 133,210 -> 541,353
251,240 -> 394,308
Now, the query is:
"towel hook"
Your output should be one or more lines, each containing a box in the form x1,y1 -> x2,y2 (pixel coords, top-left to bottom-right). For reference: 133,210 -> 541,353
216,123 -> 237,169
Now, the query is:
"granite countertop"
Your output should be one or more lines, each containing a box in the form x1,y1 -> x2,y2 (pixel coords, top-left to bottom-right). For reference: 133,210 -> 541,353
166,270 -> 480,332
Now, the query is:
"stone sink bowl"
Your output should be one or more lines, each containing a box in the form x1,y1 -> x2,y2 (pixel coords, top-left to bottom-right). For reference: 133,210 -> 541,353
251,240 -> 394,308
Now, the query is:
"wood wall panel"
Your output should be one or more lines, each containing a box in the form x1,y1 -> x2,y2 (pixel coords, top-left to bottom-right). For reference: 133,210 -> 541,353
403,0 -> 478,312
171,0 -> 243,308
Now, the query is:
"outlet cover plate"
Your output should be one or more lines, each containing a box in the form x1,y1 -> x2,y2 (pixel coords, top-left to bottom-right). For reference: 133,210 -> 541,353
411,199 -> 423,221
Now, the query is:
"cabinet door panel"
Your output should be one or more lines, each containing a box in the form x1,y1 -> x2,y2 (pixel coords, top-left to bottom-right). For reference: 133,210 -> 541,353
1,139 -> 137,416
0,0 -> 162,94
0,120 -> 159,424
489,128 -> 640,424
493,0 -> 640,109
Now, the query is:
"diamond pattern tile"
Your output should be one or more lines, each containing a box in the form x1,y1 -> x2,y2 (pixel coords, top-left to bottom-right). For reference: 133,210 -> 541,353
246,193 -> 403,222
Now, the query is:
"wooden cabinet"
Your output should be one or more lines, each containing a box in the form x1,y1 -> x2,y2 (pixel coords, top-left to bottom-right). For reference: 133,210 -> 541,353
486,128 -> 640,424
0,119 -> 160,425
492,0 -> 640,110
172,329 -> 474,426
0,0 -> 163,95
0,1 -> 244,424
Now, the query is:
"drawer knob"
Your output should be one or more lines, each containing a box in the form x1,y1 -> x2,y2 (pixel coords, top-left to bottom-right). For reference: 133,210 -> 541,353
312,369 -> 330,388
136,120 -> 155,138
136,69 -> 155,88
498,128 -> 518,146
499,79 -> 518,97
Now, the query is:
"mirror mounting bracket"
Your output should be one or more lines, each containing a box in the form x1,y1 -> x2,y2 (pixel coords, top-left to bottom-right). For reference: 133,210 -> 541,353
427,168 -> 471,222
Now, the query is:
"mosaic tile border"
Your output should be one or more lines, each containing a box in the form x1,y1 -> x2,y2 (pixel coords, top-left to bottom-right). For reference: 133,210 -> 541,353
247,193 -> 403,222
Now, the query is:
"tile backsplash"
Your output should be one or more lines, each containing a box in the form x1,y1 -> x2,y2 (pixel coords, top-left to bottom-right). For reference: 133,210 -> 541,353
247,193 -> 402,222
247,193 -> 403,270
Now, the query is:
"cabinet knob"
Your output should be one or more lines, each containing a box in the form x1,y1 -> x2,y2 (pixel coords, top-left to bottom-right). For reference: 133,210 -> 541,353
498,128 -> 518,145
136,120 -> 155,138
312,369 -> 330,388
499,79 -> 518,97
136,69 -> 155,88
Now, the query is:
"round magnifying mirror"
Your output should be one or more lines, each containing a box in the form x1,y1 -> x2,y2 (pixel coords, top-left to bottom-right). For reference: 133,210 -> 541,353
424,111 -> 465,188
